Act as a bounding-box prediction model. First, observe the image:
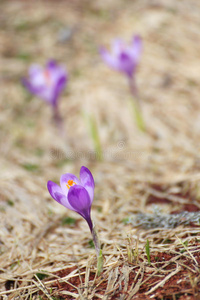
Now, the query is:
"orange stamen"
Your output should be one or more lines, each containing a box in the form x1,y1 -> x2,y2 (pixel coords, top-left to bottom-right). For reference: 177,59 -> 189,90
66,179 -> 76,189
44,70 -> 51,85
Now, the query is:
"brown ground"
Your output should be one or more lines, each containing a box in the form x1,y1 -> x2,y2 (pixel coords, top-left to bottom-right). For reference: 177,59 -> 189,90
0,0 -> 200,299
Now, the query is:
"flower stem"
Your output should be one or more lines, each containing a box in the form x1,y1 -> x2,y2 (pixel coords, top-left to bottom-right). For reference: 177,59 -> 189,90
97,249 -> 103,276
53,105 -> 64,136
92,224 -> 101,257
128,78 -> 146,132
129,77 -> 138,99
130,98 -> 146,132
91,224 -> 103,276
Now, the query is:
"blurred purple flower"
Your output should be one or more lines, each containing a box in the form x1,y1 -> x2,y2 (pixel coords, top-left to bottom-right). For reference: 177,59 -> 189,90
100,35 -> 142,79
100,35 -> 145,131
23,60 -> 67,108
47,166 -> 95,232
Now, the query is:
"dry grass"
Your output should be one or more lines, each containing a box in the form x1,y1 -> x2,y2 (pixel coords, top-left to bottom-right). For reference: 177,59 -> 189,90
0,0 -> 200,299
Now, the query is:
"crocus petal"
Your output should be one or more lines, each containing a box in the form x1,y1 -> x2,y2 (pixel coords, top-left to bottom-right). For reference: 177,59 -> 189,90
68,185 -> 92,225
60,173 -> 81,197
47,181 -> 75,210
112,39 -> 124,56
47,180 -> 63,200
130,35 -> 142,63
80,166 -> 95,204
54,191 -> 75,210
119,52 -> 134,78
22,78 -> 37,95
29,64 -> 43,77
47,60 -> 67,84
99,47 -> 119,70
52,74 -> 67,107
28,65 -> 50,88
46,60 -> 57,69
46,61 -> 67,106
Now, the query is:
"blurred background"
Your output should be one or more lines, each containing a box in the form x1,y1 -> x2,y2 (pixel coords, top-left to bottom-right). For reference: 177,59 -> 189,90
1,0 -> 200,156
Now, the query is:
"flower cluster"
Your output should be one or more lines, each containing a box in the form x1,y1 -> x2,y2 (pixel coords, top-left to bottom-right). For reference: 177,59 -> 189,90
23,33 -> 143,273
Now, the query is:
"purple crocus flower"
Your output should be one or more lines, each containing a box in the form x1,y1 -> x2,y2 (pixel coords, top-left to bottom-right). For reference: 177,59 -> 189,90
47,166 -> 95,233
100,35 -> 142,79
100,35 -> 145,131
23,60 -> 67,132
23,60 -> 67,108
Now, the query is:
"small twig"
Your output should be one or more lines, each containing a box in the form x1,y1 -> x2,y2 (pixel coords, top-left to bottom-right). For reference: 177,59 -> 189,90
146,264 -> 181,295
33,274 -> 53,300
176,235 -> 198,266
